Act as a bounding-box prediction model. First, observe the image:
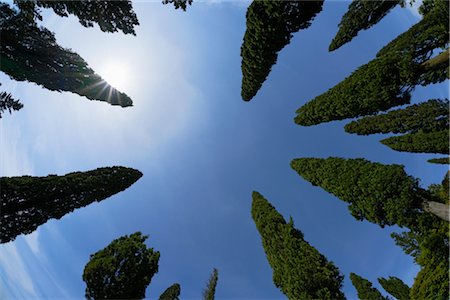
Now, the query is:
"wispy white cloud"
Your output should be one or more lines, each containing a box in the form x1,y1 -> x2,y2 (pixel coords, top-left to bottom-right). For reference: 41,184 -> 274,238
23,230 -> 41,255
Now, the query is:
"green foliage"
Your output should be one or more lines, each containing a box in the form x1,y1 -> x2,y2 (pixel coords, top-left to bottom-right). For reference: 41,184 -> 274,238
15,0 -> 139,35
428,157 -> 449,165
350,273 -> 388,300
162,0 -> 192,11
251,191 -> 345,300
329,0 -> 402,51
0,90 -> 23,118
381,129 -> 449,154
0,166 -> 142,244
410,260 -> 449,300
159,283 -> 181,300
291,157 -> 424,228
240,0 -> 323,101
203,268 -> 219,300
83,232 -> 160,300
378,276 -> 410,300
345,99 -> 449,135
391,231 -> 421,262
0,3 -> 133,107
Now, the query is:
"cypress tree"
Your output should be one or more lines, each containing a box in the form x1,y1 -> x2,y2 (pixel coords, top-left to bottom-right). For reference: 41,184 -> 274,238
291,157 -> 449,226
428,157 -> 449,165
240,0 -> 323,101
378,276 -> 410,300
350,273 -> 388,300
83,232 -> 160,300
159,283 -> 181,300
0,166 -> 142,244
202,268 -> 219,300
410,260 -> 449,300
329,0 -> 402,51
344,99 -> 449,135
251,191 -> 345,299
0,3 -> 133,107
380,129 -> 449,154
0,90 -> 23,118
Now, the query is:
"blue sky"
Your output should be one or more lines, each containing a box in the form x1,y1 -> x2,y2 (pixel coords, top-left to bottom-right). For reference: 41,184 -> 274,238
0,1 -> 448,299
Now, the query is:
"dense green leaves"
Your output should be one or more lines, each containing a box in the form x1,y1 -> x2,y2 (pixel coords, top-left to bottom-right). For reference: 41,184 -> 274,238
428,157 -> 449,165
163,0 -> 192,11
0,90 -> 23,118
241,0 -> 323,101
378,276 -> 410,300
159,283 -> 181,300
329,0 -> 402,51
0,3 -> 133,107
345,99 -> 449,135
83,232 -> 160,300
202,268 -> 219,300
251,191 -> 345,299
0,166 -> 142,244
410,260 -> 449,300
350,273 -> 388,300
291,157 -> 424,227
381,129 -> 449,154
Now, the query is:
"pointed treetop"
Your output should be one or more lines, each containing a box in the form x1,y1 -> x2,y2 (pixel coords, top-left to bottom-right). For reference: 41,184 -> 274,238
378,276 -> 410,300
350,273 -> 389,300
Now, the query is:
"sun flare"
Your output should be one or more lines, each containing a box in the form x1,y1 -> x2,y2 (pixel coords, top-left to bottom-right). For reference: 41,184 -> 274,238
100,62 -> 130,90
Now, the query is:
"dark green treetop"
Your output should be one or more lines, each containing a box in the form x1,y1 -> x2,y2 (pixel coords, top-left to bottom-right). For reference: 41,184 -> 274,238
15,0 -> 139,35
251,191 -> 345,300
83,232 -> 160,300
410,260 -> 449,300
329,0 -> 403,51
0,166 -> 142,244
378,276 -> 410,300
0,90 -> 23,118
163,0 -> 192,11
345,99 -> 449,135
0,3 -> 133,107
203,268 -> 219,300
380,129 -> 449,154
159,283 -> 181,300
428,157 -> 449,165
350,273 -> 389,300
240,0 -> 323,101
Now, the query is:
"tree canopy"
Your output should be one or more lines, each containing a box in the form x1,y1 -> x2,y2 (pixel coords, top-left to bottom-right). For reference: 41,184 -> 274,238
350,273 -> 388,300
163,0 -> 193,11
0,166 -> 142,244
381,129 -> 449,154
329,0 -> 402,51
240,0 -> 323,101
159,283 -> 181,300
428,157 -> 449,165
83,232 -> 160,300
410,260 -> 449,300
378,276 -> 410,300
251,191 -> 345,299
202,268 -> 219,300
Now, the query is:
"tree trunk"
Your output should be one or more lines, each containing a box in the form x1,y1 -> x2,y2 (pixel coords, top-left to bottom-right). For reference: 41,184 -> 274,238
420,48 -> 449,74
422,200 -> 449,222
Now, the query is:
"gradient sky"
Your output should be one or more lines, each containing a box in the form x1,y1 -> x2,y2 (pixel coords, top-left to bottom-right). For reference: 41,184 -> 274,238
0,1 -> 448,299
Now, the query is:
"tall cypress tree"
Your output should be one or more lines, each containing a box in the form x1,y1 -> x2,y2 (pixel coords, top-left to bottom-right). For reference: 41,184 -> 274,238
1,166 -> 142,244
428,157 -> 449,165
329,0 -> 403,51
0,3 -> 133,107
381,129 -> 449,154
344,99 -> 449,135
378,276 -> 410,300
159,283 -> 181,300
240,0 -> 323,101
251,191 -> 345,299
410,260 -> 449,300
350,273 -> 388,300
202,268 -> 219,300
83,232 -> 160,300
291,157 -> 449,226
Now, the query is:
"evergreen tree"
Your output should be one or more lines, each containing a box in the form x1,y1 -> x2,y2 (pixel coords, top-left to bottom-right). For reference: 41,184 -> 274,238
240,0 -> 323,101
16,0 -> 139,35
350,273 -> 388,300
380,129 -> 449,154
428,157 -> 449,165
0,90 -> 23,118
291,157 -> 449,226
410,260 -> 449,300
159,283 -> 181,300
329,0 -> 403,51
0,166 -> 142,244
251,191 -> 345,300
83,232 -> 160,300
378,276 -> 410,300
345,99 -> 449,135
295,2 -> 448,126
163,0 -> 192,11
0,3 -> 133,107
202,268 -> 219,300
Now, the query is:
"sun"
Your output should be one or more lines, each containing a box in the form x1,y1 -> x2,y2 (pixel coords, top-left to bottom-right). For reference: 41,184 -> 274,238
100,62 -> 130,90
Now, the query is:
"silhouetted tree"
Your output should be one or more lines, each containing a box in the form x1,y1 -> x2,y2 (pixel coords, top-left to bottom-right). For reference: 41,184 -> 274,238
159,283 -> 181,300
83,232 -> 160,300
251,191 -> 345,299
329,0 -> 403,51
350,273 -> 388,300
0,90 -> 23,118
378,276 -> 410,300
203,268 -> 219,300
240,0 -> 323,101
1,166 -> 142,243
163,0 -> 192,11
428,157 -> 449,165
381,129 -> 449,154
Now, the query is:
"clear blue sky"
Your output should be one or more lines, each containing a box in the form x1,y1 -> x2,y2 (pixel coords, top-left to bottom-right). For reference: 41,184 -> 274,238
0,1 -> 447,299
